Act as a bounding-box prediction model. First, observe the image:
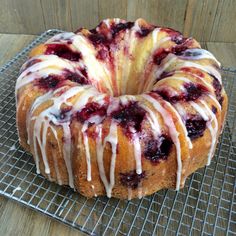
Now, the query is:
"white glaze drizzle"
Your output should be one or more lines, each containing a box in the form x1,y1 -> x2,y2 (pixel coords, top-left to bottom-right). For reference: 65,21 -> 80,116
82,122 -> 91,181
46,32 -> 75,43
142,94 -> 182,190
139,103 -> 161,138
31,86 -> 88,188
96,121 -> 118,198
200,100 -> 218,165
131,129 -> 142,175
165,102 -> 193,150
177,48 -> 221,67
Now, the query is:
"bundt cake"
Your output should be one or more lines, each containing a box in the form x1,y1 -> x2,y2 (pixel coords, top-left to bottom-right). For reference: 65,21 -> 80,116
16,18 -> 228,199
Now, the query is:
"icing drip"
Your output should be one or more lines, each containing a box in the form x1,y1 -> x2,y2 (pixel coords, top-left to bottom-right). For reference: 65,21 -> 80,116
165,102 -> 193,150
30,86 -> 87,188
142,94 -> 182,190
200,101 -> 218,165
82,122 -> 92,181
16,55 -> 74,91
139,103 -> 161,138
177,48 -> 221,67
131,129 -> 142,175
96,121 -> 118,198
190,101 -> 218,165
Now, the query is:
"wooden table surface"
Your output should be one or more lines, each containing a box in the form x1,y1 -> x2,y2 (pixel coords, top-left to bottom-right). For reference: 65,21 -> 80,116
0,33 -> 235,236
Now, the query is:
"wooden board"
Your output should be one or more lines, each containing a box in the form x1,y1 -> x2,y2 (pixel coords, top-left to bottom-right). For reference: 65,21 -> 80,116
0,0 -> 235,42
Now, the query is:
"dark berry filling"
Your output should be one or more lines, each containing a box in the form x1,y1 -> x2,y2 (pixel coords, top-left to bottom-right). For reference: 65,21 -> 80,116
184,83 -> 207,101
111,22 -> 134,37
51,106 -> 73,123
96,48 -> 109,60
185,117 -> 207,140
120,170 -> 145,189
76,102 -> 107,123
156,82 -> 207,103
111,102 -> 146,133
45,44 -> 82,61
144,135 -> 173,163
171,35 -> 185,45
153,48 -> 169,65
88,33 -> 108,45
211,75 -> 223,105
64,69 -> 89,85
136,26 -> 154,38
157,71 -> 174,81
37,75 -> 60,89
212,105 -> 217,114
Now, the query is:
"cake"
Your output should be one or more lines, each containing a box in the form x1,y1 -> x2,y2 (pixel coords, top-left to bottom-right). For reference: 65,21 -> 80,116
16,18 -> 228,199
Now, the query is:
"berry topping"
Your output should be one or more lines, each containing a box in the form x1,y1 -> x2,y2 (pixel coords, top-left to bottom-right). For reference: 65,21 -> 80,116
144,135 -> 173,163
171,35 -> 185,45
211,75 -> 223,105
111,22 -> 134,37
120,170 -> 145,189
76,102 -> 108,123
153,48 -> 169,65
156,83 -> 207,103
185,117 -> 207,140
136,26 -> 154,38
45,44 -> 82,61
212,105 -> 217,114
51,106 -> 73,123
184,83 -> 207,101
111,102 -> 146,133
88,33 -> 108,45
37,75 -> 60,89
64,70 -> 88,85
96,48 -> 109,60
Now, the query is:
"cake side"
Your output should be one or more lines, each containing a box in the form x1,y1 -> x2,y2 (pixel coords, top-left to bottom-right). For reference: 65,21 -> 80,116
16,18 -> 228,199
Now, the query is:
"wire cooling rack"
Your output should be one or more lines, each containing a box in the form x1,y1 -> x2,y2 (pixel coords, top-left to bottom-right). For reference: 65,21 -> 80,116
0,30 -> 235,236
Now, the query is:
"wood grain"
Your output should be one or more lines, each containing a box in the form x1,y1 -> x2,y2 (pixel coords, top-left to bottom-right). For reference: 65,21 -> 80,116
0,0 -> 45,34
41,0 -> 72,31
0,33 -> 236,235
183,0 -> 219,42
127,0 -> 188,33
70,0 -> 99,31
0,0 -> 235,42
98,0 -> 127,21
210,0 -> 236,42
207,42 -> 236,67
0,34 -> 35,66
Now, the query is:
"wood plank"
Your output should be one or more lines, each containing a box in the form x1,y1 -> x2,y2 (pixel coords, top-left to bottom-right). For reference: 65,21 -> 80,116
207,42 -> 236,67
127,0 -> 188,32
41,0 -> 72,31
0,0 -> 45,34
183,0 -> 219,42
210,0 -> 236,42
98,0 -> 127,21
0,34 -> 35,66
70,0 -> 99,31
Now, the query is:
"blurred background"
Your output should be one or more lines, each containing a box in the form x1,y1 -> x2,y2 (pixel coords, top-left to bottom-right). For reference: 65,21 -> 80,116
0,0 -> 235,43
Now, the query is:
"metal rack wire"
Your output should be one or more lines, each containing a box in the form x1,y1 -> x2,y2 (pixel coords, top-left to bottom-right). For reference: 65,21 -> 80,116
0,30 -> 235,236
